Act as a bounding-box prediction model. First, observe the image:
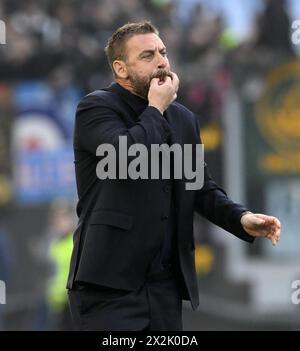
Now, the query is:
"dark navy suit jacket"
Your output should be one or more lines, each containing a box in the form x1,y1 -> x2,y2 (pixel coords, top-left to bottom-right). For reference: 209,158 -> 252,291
67,82 -> 253,310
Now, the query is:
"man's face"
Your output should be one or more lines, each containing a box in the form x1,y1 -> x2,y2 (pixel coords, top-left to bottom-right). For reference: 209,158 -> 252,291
122,33 -> 171,99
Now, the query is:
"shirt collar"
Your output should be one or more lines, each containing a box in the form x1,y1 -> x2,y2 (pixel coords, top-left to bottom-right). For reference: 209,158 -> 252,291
106,82 -> 148,118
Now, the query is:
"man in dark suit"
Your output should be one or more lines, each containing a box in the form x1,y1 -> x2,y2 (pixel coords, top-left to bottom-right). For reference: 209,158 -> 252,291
67,21 -> 281,331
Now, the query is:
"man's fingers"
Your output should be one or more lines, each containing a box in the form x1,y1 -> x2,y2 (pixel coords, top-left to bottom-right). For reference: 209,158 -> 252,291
267,231 -> 280,246
253,215 -> 281,229
151,76 -> 172,87
264,218 -> 281,240
170,72 -> 179,91
274,218 -> 281,230
264,223 -> 280,246
265,231 -> 277,246
150,77 -> 160,86
264,216 -> 280,229
164,76 -> 172,84
170,71 -> 179,82
246,214 -> 281,246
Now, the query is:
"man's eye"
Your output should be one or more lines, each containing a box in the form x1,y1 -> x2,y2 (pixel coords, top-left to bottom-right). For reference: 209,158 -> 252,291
161,52 -> 167,56
142,53 -> 153,59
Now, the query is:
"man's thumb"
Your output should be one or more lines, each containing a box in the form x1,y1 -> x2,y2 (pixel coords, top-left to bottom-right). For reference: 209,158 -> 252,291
255,217 -> 265,225
150,77 -> 160,86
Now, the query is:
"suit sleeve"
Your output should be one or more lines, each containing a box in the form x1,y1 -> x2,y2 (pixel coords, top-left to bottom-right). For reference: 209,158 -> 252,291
74,94 -> 171,155
193,115 -> 254,243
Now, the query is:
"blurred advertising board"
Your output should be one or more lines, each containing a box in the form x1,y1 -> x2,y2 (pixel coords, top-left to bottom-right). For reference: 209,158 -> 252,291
14,147 -> 76,204
244,59 -> 300,257
12,81 -> 80,204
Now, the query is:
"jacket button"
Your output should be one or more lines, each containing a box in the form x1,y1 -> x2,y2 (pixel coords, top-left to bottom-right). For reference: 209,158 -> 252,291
164,184 -> 171,193
161,215 -> 169,220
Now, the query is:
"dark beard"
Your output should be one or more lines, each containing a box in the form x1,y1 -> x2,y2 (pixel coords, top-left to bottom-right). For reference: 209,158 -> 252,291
128,68 -> 171,100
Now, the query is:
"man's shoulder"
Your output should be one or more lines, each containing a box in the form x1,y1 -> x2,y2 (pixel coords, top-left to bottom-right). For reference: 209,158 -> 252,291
76,89 -> 123,114
80,89 -> 120,104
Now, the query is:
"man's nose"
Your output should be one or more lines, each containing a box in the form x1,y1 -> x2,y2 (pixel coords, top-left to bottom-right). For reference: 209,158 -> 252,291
157,54 -> 167,69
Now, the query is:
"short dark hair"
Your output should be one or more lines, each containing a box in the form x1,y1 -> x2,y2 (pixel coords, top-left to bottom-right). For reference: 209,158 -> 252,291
104,21 -> 159,77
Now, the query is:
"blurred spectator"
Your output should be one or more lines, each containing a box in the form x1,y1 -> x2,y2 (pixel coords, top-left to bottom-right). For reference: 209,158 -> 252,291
0,225 -> 15,330
254,0 -> 294,54
46,199 -> 76,330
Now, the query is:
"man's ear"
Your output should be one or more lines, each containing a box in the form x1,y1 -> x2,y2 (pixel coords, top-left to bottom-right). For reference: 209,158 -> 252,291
113,60 -> 128,79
